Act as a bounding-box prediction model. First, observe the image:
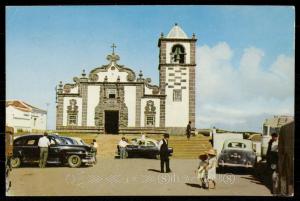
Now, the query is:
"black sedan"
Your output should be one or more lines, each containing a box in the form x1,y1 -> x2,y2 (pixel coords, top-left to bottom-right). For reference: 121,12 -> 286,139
116,138 -> 173,159
11,134 -> 95,168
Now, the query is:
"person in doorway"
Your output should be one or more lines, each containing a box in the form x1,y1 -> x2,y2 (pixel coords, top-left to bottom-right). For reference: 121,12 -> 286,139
158,133 -> 171,173
186,121 -> 192,140
91,139 -> 98,164
118,137 -> 128,159
38,132 -> 51,168
205,149 -> 217,189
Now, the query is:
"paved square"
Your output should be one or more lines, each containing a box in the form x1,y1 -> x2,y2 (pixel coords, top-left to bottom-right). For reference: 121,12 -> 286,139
8,158 -> 271,196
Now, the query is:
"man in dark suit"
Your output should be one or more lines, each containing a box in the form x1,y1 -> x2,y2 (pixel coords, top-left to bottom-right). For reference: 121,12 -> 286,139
159,133 -> 171,173
186,121 -> 192,140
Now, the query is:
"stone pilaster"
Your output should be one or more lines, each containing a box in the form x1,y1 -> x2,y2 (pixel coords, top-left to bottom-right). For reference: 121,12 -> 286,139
160,98 -> 165,127
189,66 -> 196,128
135,84 -> 143,127
159,66 -> 166,95
56,95 -> 64,128
81,84 -> 88,126
160,41 -> 167,64
190,41 -> 196,65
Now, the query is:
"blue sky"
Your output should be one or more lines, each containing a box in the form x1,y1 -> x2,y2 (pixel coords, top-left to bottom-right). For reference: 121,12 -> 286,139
6,6 -> 295,131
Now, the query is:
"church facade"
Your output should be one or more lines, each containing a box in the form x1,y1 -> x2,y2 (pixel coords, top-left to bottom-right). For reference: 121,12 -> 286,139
55,24 -> 196,135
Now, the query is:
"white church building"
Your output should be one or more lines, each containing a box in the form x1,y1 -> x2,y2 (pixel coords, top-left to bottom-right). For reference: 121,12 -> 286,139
56,24 -> 196,135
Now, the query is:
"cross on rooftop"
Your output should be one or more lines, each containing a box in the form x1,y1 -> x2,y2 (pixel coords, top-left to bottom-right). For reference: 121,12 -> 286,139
111,43 -> 117,54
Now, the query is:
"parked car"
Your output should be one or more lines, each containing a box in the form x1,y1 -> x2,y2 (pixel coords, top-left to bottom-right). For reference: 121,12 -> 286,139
116,137 -> 173,159
69,137 -> 89,146
60,136 -> 79,145
218,139 -> 257,170
11,134 -> 95,168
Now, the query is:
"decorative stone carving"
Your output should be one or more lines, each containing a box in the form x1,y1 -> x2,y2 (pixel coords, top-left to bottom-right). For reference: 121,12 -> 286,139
94,84 -> 128,128
89,73 -> 99,82
67,99 -> 78,126
145,100 -> 156,113
144,100 -> 156,127
144,77 -> 160,95
88,53 -> 136,82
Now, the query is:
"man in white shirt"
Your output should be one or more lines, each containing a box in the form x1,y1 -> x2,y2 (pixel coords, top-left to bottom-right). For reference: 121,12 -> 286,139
38,132 -> 51,168
118,137 -> 129,159
91,139 -> 98,164
141,133 -> 146,145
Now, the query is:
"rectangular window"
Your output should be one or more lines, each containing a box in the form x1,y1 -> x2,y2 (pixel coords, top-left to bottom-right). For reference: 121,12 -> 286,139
173,89 -> 182,102
68,115 -> 77,125
25,139 -> 36,146
146,116 -> 155,127
107,89 -> 116,99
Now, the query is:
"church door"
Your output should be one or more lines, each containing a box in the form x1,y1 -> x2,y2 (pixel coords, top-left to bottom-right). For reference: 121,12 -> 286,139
104,111 -> 119,134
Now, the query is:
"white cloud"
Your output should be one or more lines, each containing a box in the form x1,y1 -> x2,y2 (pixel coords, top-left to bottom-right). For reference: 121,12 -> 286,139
196,42 -> 294,132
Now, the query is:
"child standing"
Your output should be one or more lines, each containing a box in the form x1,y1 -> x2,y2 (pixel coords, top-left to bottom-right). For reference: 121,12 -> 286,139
206,149 -> 217,189
197,154 -> 209,189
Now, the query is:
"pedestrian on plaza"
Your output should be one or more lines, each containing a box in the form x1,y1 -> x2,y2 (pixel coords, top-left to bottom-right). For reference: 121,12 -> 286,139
158,133 -> 171,173
38,132 -> 51,168
205,149 -> 217,189
186,121 -> 192,140
91,139 -> 98,164
266,133 -> 279,191
196,154 -> 209,189
118,137 -> 129,159
266,133 -> 279,167
141,132 -> 146,145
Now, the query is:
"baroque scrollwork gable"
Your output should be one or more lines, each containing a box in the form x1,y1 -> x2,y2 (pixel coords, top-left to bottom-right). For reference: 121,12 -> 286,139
88,53 -> 136,82
62,76 -> 81,94
144,78 -> 160,95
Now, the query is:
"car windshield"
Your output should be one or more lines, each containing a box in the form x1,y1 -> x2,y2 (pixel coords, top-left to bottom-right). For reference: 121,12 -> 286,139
228,142 -> 246,149
53,137 -> 64,145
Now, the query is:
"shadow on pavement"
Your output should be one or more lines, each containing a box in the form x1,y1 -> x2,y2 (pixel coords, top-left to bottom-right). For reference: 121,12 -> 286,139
185,183 -> 202,188
217,167 -> 253,175
147,169 -> 161,173
15,163 -> 92,168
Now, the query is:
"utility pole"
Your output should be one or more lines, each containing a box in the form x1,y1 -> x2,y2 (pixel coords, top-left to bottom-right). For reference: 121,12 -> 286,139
46,102 -> 50,131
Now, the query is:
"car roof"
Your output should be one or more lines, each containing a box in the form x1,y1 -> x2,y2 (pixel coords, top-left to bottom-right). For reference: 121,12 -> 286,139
14,134 -> 60,139
134,137 -> 158,143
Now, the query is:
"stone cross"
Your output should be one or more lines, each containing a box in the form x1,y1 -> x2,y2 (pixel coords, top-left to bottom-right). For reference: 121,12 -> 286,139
111,43 -> 117,54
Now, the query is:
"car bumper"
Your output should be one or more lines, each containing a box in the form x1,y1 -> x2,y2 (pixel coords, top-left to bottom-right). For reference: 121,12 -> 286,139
218,162 -> 254,168
82,157 -> 95,164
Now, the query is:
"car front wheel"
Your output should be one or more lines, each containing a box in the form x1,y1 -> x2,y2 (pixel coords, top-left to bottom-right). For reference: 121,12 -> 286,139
11,157 -> 21,168
68,155 -> 82,168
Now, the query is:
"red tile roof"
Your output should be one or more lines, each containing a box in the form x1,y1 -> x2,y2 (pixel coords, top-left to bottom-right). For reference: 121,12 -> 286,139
6,100 -> 46,113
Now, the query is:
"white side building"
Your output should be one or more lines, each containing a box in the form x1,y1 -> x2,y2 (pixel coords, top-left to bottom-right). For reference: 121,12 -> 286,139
6,100 -> 47,132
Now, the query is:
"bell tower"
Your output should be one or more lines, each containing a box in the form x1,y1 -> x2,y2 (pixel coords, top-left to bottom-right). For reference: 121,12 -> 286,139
158,23 -> 197,133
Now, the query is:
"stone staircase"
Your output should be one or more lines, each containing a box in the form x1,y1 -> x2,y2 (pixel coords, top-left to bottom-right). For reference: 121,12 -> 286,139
85,134 -> 212,159
168,137 -> 212,159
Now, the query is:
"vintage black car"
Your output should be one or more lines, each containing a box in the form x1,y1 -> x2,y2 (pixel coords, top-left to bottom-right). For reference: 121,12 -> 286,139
116,138 -> 173,159
11,134 -> 95,168
218,139 -> 257,170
